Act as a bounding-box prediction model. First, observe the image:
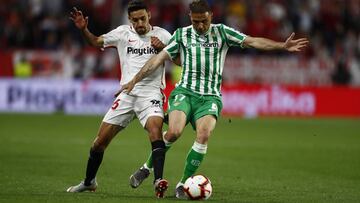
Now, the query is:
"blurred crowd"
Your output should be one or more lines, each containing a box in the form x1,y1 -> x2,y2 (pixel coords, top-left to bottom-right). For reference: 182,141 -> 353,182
0,0 -> 359,85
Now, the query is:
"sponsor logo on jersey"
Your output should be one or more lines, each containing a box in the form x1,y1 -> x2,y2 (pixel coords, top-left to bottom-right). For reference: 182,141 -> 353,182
187,42 -> 219,48
127,47 -> 158,56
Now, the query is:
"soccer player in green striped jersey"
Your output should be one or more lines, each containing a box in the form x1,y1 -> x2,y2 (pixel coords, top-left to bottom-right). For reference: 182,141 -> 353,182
122,0 -> 308,199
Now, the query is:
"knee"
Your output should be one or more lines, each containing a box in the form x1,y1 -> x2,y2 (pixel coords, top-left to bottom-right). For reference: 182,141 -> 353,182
165,127 -> 183,142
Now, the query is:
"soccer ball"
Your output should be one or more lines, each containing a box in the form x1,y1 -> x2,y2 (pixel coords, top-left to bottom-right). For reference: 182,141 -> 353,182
183,175 -> 212,200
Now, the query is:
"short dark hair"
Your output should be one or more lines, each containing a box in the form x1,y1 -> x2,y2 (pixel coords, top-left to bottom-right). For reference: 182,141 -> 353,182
128,0 -> 148,15
189,0 -> 211,13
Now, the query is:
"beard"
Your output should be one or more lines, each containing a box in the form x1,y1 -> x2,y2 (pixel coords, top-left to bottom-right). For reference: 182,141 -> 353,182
135,27 -> 147,35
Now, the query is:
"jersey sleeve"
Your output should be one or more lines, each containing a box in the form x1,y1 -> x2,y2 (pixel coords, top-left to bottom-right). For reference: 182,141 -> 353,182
101,26 -> 125,48
222,24 -> 247,48
164,29 -> 180,61
159,28 -> 172,45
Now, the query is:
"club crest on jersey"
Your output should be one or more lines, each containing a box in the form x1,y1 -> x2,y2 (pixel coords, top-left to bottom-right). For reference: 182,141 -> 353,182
208,103 -> 218,113
127,47 -> 158,56
199,35 -> 207,43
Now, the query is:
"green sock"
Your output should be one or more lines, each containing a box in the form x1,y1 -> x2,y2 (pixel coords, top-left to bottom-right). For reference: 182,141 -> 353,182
180,142 -> 207,183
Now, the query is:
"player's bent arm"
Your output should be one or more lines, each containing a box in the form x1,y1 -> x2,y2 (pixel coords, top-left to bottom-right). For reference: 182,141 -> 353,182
81,28 -> 104,48
243,36 -> 284,51
133,50 -> 171,84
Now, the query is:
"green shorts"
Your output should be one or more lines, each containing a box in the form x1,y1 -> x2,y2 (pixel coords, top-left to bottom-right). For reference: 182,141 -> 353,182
168,87 -> 223,130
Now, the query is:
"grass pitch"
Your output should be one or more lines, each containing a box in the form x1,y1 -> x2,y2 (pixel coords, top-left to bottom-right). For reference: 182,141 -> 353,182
0,113 -> 359,203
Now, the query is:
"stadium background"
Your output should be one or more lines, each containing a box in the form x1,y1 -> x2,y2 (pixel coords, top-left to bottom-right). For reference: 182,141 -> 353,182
0,0 -> 359,202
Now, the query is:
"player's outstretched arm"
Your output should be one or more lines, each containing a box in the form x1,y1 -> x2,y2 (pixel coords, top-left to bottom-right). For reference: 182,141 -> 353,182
243,32 -> 308,52
119,51 -> 170,94
69,7 -> 103,48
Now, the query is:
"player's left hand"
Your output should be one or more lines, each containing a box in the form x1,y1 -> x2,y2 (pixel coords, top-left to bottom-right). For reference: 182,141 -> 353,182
151,36 -> 165,51
283,33 -> 309,52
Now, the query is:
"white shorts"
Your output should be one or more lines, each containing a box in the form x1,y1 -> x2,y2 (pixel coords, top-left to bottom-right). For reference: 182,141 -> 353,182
103,91 -> 164,128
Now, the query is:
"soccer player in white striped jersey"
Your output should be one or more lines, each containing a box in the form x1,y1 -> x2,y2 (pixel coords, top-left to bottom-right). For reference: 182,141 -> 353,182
66,0 -> 173,198
121,0 -> 308,199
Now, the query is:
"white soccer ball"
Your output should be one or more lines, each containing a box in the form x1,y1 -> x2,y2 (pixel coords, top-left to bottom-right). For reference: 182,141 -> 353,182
183,175 -> 212,200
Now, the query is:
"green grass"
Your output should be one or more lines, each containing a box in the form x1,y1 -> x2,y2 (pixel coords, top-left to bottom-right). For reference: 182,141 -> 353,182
0,113 -> 359,203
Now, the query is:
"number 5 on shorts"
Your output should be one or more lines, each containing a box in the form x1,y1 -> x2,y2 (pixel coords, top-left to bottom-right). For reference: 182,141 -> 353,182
111,99 -> 120,110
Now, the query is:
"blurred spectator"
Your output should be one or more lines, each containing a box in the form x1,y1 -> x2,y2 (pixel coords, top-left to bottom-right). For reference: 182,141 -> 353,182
332,58 -> 352,85
14,53 -> 32,78
0,0 -> 359,86
225,0 -> 246,30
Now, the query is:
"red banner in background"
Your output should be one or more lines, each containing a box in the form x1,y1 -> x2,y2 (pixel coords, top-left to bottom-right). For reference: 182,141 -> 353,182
164,83 -> 360,117
305,86 -> 360,117
221,84 -> 360,117
0,51 -> 13,77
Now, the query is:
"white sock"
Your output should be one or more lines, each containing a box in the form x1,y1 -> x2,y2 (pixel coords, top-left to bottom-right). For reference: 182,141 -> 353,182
192,141 -> 207,154
176,182 -> 184,188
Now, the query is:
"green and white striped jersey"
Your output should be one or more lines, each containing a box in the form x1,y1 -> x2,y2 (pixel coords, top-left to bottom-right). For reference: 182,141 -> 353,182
165,24 -> 247,96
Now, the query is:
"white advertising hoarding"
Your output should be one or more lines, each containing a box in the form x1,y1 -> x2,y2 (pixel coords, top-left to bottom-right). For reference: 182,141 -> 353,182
0,79 -> 119,114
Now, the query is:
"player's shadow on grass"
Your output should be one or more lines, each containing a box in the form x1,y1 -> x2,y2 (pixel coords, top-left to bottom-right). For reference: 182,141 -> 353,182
97,193 -> 218,202
63,191 -> 191,201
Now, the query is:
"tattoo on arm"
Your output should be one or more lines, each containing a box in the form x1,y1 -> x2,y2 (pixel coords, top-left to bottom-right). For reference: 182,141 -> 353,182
133,51 -> 169,83
134,62 -> 156,83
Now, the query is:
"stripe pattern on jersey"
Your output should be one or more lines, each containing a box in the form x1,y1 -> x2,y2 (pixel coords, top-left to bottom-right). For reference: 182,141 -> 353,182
165,24 -> 247,96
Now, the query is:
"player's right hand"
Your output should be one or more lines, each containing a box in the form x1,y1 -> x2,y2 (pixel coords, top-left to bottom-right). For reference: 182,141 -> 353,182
114,80 -> 136,97
151,36 -> 165,51
69,7 -> 88,31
